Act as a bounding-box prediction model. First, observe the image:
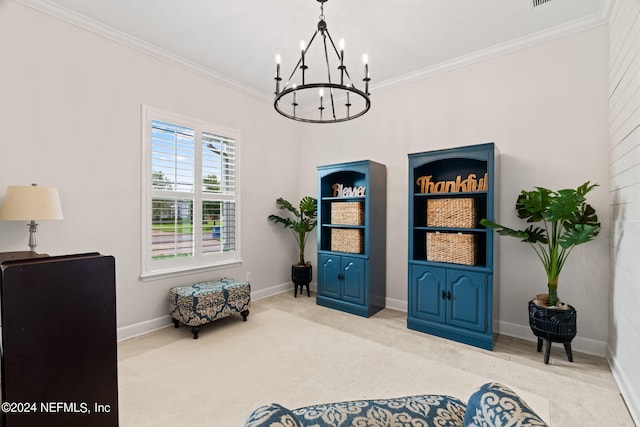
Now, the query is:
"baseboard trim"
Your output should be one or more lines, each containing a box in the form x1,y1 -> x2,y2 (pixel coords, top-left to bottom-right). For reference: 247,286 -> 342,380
118,284 -> 411,340
385,297 -> 407,313
117,289 -> 607,358
607,348 -> 640,426
117,315 -> 172,342
498,320 -> 607,357
117,281 -> 306,341
116,286 -> 410,341
250,281 -> 295,301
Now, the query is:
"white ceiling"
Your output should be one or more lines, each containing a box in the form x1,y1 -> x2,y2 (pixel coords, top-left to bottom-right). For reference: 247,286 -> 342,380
19,0 -> 606,100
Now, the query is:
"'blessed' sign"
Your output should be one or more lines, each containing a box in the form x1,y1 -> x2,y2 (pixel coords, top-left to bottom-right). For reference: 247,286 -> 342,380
416,173 -> 488,194
333,183 -> 366,197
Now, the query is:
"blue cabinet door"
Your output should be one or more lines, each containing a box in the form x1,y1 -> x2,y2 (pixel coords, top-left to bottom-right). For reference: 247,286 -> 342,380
447,270 -> 487,332
410,265 -> 446,324
318,254 -> 341,299
342,256 -> 366,305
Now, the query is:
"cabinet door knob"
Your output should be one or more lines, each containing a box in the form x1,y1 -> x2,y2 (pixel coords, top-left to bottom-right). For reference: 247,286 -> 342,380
447,291 -> 452,300
441,290 -> 447,300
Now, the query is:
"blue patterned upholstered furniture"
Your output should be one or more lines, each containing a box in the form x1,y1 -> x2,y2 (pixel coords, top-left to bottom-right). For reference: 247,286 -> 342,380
244,382 -> 548,427
169,278 -> 250,339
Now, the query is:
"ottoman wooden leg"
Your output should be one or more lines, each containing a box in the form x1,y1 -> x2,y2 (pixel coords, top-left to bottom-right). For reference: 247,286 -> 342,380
190,326 -> 201,339
172,318 -> 180,328
241,310 -> 249,321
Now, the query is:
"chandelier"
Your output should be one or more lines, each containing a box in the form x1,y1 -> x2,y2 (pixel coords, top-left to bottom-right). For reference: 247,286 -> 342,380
274,0 -> 371,124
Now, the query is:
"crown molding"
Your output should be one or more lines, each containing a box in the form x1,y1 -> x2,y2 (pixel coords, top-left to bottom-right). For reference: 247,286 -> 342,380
600,0 -> 614,20
372,11 -> 609,95
14,0 -> 609,103
13,0 -> 272,104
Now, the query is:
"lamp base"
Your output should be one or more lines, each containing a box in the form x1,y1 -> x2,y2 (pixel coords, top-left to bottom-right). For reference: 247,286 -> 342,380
27,220 -> 38,252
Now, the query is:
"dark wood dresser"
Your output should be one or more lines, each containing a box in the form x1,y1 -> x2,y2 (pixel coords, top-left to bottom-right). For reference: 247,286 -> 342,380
0,252 -> 118,426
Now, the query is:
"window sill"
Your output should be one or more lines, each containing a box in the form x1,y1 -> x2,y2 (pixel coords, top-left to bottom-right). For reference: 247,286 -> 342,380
140,259 -> 243,282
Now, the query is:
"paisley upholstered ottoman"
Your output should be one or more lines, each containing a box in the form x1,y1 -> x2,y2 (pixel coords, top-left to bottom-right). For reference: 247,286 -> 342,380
169,278 -> 250,339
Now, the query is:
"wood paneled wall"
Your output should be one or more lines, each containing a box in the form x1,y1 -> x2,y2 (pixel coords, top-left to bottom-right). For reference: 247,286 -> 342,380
608,0 -> 640,424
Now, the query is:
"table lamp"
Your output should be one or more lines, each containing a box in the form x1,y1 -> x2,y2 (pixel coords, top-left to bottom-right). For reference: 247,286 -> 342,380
0,184 -> 63,252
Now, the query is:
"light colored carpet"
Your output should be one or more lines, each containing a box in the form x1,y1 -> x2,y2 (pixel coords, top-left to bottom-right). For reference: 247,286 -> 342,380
117,292 -> 634,426
118,307 -> 549,427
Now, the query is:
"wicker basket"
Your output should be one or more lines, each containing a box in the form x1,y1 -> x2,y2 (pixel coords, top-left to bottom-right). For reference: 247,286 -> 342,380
331,202 -> 364,225
427,198 -> 477,228
331,229 -> 364,253
426,232 -> 477,265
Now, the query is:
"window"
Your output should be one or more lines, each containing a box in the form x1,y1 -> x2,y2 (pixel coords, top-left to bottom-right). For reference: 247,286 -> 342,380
141,106 -> 240,279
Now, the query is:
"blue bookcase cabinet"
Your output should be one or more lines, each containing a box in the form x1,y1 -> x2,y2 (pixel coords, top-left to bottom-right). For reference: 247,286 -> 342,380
407,143 -> 497,350
317,160 -> 386,317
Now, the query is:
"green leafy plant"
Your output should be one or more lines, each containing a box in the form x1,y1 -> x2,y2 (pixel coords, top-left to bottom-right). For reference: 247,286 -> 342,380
480,182 -> 600,307
268,196 -> 318,266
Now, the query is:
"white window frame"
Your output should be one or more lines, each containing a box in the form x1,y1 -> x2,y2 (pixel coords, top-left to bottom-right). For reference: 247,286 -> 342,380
140,105 -> 241,280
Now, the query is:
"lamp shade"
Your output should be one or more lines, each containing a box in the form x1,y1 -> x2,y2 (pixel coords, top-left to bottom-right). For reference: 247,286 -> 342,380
0,185 -> 63,221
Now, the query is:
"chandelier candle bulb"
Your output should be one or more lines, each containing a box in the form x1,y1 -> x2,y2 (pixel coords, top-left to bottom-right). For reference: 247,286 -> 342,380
363,54 -> 370,94
339,38 -> 345,85
275,54 -> 281,94
300,40 -> 308,84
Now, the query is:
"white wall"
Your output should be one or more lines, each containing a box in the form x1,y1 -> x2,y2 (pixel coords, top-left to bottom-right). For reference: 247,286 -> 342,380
297,25 -> 611,355
608,0 -> 640,424
0,1 -> 300,337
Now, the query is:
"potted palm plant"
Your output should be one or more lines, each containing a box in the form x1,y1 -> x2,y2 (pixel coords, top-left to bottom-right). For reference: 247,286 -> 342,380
481,182 -> 600,363
268,196 -> 318,297
481,181 -> 600,306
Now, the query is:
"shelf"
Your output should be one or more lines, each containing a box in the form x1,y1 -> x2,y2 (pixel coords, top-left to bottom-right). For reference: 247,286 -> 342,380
322,224 -> 366,229
409,259 -> 492,272
412,228 -> 488,267
415,227 -> 487,233
322,196 -> 366,201
414,192 -> 487,198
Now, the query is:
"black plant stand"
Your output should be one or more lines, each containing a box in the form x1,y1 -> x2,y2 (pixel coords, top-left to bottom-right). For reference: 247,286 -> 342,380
528,300 -> 577,364
292,264 -> 312,298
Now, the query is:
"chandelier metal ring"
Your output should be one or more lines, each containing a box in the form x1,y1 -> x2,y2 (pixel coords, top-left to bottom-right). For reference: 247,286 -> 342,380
274,83 -> 370,124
